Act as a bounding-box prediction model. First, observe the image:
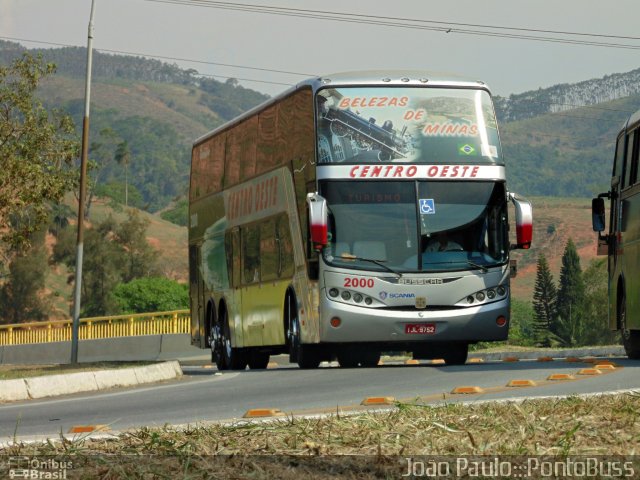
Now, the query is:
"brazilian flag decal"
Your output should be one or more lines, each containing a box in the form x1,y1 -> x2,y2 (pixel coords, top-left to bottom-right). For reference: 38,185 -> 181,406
458,144 -> 477,156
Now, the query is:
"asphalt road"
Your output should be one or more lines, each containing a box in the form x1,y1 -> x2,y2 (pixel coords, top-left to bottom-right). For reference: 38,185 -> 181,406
0,356 -> 638,441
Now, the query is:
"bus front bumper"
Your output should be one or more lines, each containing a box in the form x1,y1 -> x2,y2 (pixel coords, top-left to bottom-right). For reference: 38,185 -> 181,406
318,295 -> 509,344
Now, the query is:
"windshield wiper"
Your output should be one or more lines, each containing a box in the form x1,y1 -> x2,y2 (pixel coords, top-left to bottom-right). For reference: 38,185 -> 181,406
467,260 -> 488,273
339,253 -> 402,277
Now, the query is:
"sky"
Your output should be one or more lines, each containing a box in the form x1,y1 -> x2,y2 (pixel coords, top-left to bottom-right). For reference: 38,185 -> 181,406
1,0 -> 639,98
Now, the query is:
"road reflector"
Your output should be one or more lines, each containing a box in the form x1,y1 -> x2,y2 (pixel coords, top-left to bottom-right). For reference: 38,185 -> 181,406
405,359 -> 420,365
565,357 -> 581,363
507,379 -> 537,387
243,408 -> 284,418
502,357 -> 519,362
594,360 -> 617,366
68,425 -> 110,434
267,362 -> 279,369
581,357 -> 597,363
431,359 -> 446,365
202,365 -> 214,369
361,396 -> 396,406
451,386 -> 484,394
577,368 -> 602,375
467,358 -> 484,363
594,364 -> 616,370
537,356 -> 554,362
547,374 -> 575,381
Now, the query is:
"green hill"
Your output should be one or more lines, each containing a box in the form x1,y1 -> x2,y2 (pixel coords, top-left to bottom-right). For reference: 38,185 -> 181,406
502,95 -> 640,198
0,40 -> 270,213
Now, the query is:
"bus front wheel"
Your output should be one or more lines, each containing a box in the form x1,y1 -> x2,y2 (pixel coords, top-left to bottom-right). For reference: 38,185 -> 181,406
620,294 -> 640,359
287,296 -> 321,369
337,348 -> 380,368
442,343 -> 469,365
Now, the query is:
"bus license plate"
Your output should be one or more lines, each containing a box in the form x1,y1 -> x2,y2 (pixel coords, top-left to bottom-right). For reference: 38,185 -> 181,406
405,323 -> 436,335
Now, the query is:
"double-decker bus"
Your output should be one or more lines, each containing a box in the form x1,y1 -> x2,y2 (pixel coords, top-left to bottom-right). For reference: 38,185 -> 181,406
593,107 -> 640,359
189,71 -> 533,370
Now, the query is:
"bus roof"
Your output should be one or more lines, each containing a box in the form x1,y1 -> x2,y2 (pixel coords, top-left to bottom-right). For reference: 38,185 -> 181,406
193,70 -> 492,146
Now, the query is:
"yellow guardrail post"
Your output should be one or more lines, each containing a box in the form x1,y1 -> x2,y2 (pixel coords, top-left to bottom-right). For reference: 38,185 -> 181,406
8,327 -> 13,345
172,313 -> 178,334
129,316 -> 135,337
87,321 -> 93,340
47,323 -> 52,343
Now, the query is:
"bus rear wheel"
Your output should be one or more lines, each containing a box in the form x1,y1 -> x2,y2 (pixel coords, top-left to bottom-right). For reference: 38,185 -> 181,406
220,309 -> 247,370
620,294 -> 640,359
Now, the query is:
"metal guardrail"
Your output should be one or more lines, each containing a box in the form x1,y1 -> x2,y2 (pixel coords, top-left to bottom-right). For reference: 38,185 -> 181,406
0,310 -> 190,346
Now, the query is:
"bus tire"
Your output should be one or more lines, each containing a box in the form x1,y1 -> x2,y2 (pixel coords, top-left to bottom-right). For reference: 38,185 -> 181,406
337,348 -> 380,368
208,307 -> 225,369
220,308 -> 247,370
442,343 -> 469,365
620,293 -> 640,359
287,294 -> 321,369
248,351 -> 270,370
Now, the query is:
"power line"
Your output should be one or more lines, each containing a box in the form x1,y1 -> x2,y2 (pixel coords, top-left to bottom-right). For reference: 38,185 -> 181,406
145,0 -> 640,50
1,35 -> 638,114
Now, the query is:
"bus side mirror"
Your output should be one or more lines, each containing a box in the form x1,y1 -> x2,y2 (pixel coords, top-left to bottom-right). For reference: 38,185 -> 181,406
509,192 -> 532,250
592,197 -> 606,232
307,192 -> 328,251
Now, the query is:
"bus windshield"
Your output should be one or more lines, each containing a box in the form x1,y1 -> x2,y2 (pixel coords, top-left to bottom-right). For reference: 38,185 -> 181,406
320,180 -> 508,273
316,86 -> 502,165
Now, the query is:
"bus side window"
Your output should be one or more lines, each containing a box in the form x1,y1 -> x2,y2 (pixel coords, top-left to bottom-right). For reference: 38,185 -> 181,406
242,224 -> 260,285
624,130 -> 637,188
630,130 -> 639,186
260,218 -> 278,282
277,214 -> 295,278
225,229 -> 241,288
613,135 -> 625,182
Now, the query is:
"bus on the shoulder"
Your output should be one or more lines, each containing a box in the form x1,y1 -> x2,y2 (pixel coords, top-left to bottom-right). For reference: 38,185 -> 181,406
592,107 -> 640,359
189,71 -> 533,370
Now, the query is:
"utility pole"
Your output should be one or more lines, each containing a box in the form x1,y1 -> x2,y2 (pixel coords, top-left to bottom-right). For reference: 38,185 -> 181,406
71,0 -> 97,364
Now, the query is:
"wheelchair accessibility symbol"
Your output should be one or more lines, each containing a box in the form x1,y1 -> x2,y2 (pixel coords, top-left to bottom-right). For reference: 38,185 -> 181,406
419,199 -> 435,214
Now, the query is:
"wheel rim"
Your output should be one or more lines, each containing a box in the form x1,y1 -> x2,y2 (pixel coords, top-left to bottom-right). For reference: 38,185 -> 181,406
211,323 -> 222,356
621,299 -> 631,341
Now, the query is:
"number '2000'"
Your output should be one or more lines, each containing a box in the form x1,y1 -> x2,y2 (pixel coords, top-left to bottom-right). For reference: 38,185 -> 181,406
344,278 -> 375,288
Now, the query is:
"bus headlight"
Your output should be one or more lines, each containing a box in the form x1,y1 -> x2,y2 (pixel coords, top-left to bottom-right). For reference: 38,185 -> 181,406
458,285 -> 507,307
353,293 -> 363,303
329,288 -> 339,298
341,291 -> 351,301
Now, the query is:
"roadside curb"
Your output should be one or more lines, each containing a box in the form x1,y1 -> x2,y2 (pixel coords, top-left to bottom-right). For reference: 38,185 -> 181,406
468,346 -> 625,362
0,360 -> 183,403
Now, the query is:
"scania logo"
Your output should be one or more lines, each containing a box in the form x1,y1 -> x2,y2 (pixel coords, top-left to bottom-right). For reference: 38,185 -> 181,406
379,291 -> 388,300
398,278 -> 443,285
390,293 -> 416,299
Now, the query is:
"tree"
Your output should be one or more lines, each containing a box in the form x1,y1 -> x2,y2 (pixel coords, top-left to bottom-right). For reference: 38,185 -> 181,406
0,230 -> 50,324
52,211 -> 160,316
0,53 -> 79,257
114,140 -> 131,207
112,277 -> 188,314
532,254 -> 557,347
113,210 -> 159,283
581,258 -> 617,345
555,238 -> 586,346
